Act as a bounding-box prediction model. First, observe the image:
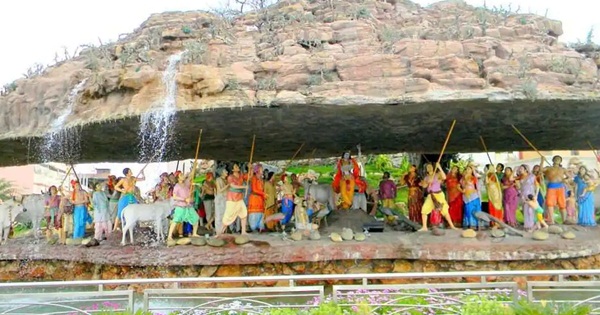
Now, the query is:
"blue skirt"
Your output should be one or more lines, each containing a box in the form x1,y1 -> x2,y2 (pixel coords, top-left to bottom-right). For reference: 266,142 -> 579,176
463,198 -> 481,229
117,194 -> 138,219
281,198 -> 294,225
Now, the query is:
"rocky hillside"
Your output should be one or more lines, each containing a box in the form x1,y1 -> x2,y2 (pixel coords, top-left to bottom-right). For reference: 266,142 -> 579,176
1,0 -> 599,164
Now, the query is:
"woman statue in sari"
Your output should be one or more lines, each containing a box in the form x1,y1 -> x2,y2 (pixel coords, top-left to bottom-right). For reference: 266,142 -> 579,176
485,165 -> 504,227
445,166 -> 463,227
248,163 -> 266,232
332,151 -> 360,209
532,165 -> 547,221
461,166 -> 481,229
214,168 -> 229,234
502,167 -> 519,227
516,164 -> 537,231
417,163 -> 457,232
575,166 -> 598,226
402,165 -> 423,223
263,172 -> 277,231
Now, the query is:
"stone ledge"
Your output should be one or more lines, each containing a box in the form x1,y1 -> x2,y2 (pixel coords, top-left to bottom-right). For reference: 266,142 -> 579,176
1,228 -> 598,266
3,99 -> 600,166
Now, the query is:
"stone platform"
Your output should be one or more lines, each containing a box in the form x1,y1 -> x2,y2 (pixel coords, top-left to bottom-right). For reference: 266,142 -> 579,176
0,225 -> 598,267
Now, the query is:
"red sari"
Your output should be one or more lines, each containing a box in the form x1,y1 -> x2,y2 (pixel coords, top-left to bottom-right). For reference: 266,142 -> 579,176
404,173 -> 423,223
446,173 -> 463,226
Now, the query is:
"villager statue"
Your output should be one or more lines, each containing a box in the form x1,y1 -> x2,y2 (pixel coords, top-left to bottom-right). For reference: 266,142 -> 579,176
484,164 -> 504,228
167,172 -> 200,240
542,155 -> 567,224
417,163 -> 457,232
247,163 -> 266,232
218,163 -> 248,236
574,166 -> 598,226
113,168 -> 144,231
332,148 -> 361,210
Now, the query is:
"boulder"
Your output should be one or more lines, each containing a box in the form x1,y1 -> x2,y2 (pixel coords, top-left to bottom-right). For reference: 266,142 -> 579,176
0,3 -> 598,166
176,238 -> 191,245
561,231 -> 576,240
290,230 -> 303,241
547,225 -> 563,234
191,237 -> 207,246
330,232 -> 343,242
354,232 -> 367,241
341,228 -> 354,241
309,230 -> 321,240
532,230 -> 549,241
431,227 -> 445,236
461,229 -> 476,238
491,229 -> 506,238
66,238 -> 82,246
234,235 -> 250,245
166,239 -> 177,247
207,238 -> 226,247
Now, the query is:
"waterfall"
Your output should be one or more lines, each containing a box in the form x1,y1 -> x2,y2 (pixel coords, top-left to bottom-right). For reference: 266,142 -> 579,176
138,52 -> 183,161
41,78 -> 88,162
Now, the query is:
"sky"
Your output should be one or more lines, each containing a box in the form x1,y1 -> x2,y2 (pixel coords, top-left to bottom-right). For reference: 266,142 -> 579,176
0,0 -> 598,87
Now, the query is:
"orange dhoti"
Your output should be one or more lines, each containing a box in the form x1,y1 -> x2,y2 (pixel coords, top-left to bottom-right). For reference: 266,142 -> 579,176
339,178 -> 355,209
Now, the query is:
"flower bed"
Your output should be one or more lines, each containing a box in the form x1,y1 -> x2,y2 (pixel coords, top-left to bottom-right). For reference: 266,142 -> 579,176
75,289 -> 593,315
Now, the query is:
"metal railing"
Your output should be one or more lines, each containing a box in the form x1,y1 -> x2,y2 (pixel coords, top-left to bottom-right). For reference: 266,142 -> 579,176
0,269 -> 598,313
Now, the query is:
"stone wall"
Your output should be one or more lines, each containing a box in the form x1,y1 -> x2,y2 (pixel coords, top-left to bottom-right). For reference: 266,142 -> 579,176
3,255 -> 599,290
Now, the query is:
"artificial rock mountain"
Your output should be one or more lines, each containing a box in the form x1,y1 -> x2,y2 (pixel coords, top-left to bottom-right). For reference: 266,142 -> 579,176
1,0 -> 600,165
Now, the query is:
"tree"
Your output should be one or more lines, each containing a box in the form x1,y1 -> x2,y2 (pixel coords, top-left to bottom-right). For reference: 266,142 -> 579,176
0,179 -> 14,200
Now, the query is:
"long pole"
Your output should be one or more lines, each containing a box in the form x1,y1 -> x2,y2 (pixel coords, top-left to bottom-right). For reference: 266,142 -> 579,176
244,135 -> 257,197
281,143 -> 305,171
479,135 -> 502,197
511,125 -> 551,166
60,166 -> 73,188
587,141 -> 599,162
188,129 -> 203,198
136,151 -> 161,179
436,120 -> 457,165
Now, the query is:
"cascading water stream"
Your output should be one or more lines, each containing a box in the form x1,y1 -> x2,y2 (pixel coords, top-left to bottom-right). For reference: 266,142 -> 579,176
138,52 -> 184,161
41,78 -> 88,162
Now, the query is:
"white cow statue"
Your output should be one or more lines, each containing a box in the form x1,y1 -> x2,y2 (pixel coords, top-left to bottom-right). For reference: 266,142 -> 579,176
20,193 -> 47,238
0,198 -> 25,244
121,199 -> 174,246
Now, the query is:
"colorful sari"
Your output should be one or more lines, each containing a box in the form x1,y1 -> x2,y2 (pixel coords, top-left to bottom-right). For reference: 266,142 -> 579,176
404,173 -> 423,223
461,176 -> 481,229
445,173 -> 463,226
486,172 -> 503,225
502,176 -> 519,226
575,176 -> 596,226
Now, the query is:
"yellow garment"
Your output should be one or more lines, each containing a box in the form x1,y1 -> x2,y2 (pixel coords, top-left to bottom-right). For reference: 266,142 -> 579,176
340,178 -> 355,209
382,199 -> 395,209
421,192 -> 449,216
222,200 -> 247,226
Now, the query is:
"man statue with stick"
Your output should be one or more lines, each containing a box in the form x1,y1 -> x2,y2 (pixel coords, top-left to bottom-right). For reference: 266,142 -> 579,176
542,155 -> 568,224
218,163 -> 249,236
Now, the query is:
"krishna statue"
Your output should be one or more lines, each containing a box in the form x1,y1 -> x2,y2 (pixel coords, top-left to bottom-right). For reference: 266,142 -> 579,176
333,145 -> 363,209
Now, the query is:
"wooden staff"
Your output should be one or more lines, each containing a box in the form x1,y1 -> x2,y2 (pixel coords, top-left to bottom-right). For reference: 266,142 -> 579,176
60,166 -> 73,188
511,125 -> 551,166
136,151 -> 161,180
436,120 -> 457,165
307,148 -> 317,165
587,141 -> 600,162
175,160 -> 180,172
281,143 -> 305,171
244,135 -> 257,197
479,135 -> 502,193
188,129 -> 203,198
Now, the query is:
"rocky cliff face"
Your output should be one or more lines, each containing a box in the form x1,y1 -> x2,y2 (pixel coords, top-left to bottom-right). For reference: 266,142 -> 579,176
1,0 -> 599,165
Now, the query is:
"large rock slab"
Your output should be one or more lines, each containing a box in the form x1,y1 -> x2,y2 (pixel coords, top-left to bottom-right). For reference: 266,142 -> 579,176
0,1 -> 599,165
